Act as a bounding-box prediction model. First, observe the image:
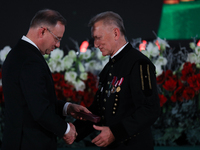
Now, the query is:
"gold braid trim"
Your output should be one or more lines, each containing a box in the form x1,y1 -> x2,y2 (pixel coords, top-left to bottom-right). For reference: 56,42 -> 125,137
147,64 -> 152,89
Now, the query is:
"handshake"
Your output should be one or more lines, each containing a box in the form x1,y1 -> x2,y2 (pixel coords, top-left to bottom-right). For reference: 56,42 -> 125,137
62,103 -> 102,145
62,103 -> 115,147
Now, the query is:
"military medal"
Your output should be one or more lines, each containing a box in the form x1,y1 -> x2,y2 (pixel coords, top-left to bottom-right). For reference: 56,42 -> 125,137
116,77 -> 124,92
116,86 -> 121,92
108,76 -> 117,96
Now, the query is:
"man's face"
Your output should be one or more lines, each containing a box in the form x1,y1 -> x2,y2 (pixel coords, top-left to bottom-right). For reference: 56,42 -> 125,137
40,21 -> 65,55
92,21 -> 115,56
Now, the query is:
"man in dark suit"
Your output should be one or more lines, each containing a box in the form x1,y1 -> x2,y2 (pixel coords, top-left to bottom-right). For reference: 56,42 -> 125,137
1,9 -> 90,150
73,11 -> 160,150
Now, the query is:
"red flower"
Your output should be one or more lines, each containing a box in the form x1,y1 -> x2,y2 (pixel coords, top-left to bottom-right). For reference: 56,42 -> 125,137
187,74 -> 200,92
52,73 -> 62,82
182,87 -> 195,100
158,94 -> 167,107
181,62 -> 196,81
163,77 -> 177,91
157,71 -> 165,84
171,86 -> 185,102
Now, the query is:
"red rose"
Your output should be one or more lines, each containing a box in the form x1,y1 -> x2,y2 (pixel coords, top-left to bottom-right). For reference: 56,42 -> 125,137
171,86 -> 185,102
163,77 -> 177,91
156,71 -> 165,84
181,62 -> 196,81
52,73 -> 62,82
187,74 -> 200,92
182,87 -> 195,100
158,94 -> 167,107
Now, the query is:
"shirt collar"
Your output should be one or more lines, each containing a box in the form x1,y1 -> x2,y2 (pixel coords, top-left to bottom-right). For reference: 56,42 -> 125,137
21,35 -> 39,50
111,42 -> 128,59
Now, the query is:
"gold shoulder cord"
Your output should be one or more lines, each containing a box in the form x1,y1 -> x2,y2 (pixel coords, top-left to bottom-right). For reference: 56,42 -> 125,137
147,64 -> 152,89
140,65 -> 144,90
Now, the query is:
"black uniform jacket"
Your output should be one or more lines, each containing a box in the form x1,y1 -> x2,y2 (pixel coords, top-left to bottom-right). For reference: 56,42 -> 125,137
1,39 -> 67,150
74,43 -> 160,150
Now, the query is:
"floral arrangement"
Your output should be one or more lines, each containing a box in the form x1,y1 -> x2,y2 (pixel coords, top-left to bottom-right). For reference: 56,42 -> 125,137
131,37 -> 200,146
44,46 -> 109,106
0,37 -> 200,147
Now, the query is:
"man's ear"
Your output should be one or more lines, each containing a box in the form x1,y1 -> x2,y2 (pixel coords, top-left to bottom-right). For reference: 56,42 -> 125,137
38,27 -> 45,38
113,28 -> 120,40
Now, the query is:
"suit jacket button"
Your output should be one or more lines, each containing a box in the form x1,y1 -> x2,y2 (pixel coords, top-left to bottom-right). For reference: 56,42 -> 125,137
113,111 -> 115,114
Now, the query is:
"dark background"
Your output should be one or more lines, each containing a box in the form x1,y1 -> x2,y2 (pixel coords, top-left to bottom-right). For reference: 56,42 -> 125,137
0,0 -> 163,50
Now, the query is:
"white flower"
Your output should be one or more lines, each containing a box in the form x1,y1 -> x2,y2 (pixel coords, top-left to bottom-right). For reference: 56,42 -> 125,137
50,48 -> 64,60
155,64 -> 163,77
146,42 -> 160,57
48,59 -> 64,73
95,48 -> 109,61
64,71 -> 77,82
43,54 -> 49,60
195,46 -> 200,56
189,42 -> 196,50
62,55 -> 74,70
157,37 -> 170,51
72,79 -> 85,91
80,72 -> 88,80
155,56 -> 168,66
141,50 -> 150,58
68,50 -> 77,59
0,46 -> 11,62
84,60 -> 99,72
187,53 -> 198,64
80,49 -> 92,60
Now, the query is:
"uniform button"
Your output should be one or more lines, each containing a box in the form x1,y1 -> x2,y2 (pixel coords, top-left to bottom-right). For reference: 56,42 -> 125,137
112,59 -> 115,62
116,95 -> 118,97
107,81 -> 110,84
115,98 -> 118,101
109,73 -> 112,76
111,65 -> 113,68
113,107 -> 116,110
104,99 -> 106,102
102,116 -> 104,119
102,107 -> 105,110
114,103 -> 117,106
105,90 -> 108,93
97,99 -> 99,101
97,95 -> 99,97
113,111 -> 115,114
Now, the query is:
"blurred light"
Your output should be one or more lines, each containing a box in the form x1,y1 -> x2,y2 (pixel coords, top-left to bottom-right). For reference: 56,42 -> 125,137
197,40 -> 200,47
155,40 -> 160,50
80,41 -> 89,52
139,40 -> 147,51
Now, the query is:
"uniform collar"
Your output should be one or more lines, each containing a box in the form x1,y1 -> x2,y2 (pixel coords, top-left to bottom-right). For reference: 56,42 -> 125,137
111,42 -> 129,59
110,43 -> 132,64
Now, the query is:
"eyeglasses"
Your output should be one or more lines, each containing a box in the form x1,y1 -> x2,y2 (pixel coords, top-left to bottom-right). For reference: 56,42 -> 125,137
42,27 -> 62,43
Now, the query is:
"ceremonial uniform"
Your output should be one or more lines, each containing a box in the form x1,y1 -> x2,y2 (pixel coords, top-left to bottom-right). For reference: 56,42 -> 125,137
74,43 -> 160,150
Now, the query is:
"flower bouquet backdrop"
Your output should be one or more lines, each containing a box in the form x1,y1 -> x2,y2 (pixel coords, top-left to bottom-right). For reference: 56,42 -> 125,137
0,36 -> 200,147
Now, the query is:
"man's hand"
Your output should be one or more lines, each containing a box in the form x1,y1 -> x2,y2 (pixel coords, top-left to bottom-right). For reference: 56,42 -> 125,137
67,103 -> 91,120
63,123 -> 77,145
91,125 -> 115,147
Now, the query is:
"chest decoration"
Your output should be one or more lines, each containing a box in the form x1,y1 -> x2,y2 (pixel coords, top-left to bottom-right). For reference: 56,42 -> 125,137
107,76 -> 124,97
